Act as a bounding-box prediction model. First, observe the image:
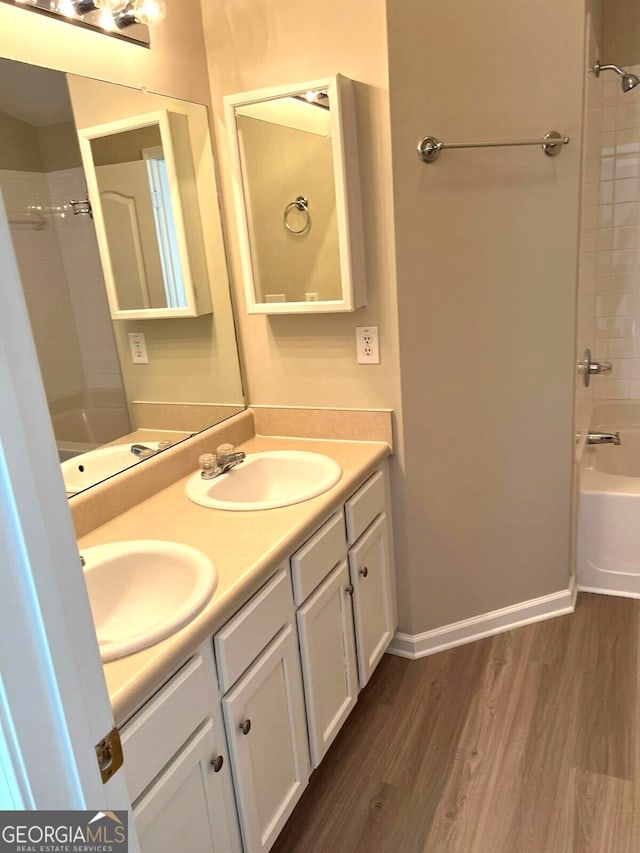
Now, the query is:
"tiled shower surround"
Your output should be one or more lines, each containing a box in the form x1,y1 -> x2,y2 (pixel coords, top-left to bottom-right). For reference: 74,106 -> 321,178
0,166 -> 122,400
581,64 -> 640,399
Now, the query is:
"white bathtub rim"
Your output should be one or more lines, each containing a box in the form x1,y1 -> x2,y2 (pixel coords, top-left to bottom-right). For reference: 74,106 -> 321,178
578,583 -> 640,600
581,468 -> 640,496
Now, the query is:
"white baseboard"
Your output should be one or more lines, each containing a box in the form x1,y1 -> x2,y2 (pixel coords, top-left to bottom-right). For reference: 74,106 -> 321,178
388,578 -> 577,659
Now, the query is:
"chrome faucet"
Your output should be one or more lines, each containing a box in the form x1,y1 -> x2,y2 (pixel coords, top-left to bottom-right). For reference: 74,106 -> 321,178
130,441 -> 172,459
586,431 -> 621,446
199,444 -> 246,480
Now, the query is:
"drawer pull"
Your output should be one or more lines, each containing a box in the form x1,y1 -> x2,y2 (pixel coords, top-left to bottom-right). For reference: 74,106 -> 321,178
345,584 -> 354,595
239,719 -> 252,735
210,754 -> 224,772
359,566 -> 369,578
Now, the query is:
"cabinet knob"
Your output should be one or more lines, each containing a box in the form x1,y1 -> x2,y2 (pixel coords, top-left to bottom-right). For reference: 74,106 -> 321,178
345,584 -> 354,595
239,719 -> 252,735
210,754 -> 224,772
359,566 -> 369,578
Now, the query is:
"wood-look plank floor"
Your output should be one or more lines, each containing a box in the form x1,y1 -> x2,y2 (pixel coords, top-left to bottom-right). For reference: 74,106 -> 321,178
272,593 -> 640,853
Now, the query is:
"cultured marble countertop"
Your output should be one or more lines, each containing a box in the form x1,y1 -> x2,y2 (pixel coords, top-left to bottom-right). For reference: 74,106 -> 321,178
78,433 -> 390,726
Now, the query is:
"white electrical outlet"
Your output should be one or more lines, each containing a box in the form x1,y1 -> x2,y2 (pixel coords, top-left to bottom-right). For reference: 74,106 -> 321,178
356,326 -> 380,364
128,332 -> 149,364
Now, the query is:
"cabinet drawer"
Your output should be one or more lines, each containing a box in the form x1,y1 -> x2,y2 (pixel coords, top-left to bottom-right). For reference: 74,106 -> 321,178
121,652 -> 213,803
344,470 -> 385,545
215,565 -> 293,692
290,513 -> 347,605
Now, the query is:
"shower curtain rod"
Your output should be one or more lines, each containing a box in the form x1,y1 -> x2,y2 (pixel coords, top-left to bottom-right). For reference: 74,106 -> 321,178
8,214 -> 47,230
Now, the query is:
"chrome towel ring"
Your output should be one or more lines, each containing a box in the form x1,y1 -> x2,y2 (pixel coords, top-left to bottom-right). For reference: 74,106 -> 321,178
284,196 -> 310,234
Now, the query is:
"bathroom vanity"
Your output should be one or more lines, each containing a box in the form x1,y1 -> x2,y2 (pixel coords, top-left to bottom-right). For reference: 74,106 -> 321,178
77,425 -> 395,853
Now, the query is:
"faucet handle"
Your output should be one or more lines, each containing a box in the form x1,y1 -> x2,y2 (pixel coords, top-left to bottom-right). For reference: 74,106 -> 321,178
158,440 -> 173,451
199,453 -> 217,478
216,443 -> 235,458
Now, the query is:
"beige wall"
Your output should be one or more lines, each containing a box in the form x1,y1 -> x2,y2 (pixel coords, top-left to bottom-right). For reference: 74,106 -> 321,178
0,109 -> 41,171
237,115 -> 341,302
201,0 -> 401,413
602,0 -> 640,66
37,122 -> 82,172
0,112 -> 81,173
90,125 -> 161,167
387,0 -> 584,633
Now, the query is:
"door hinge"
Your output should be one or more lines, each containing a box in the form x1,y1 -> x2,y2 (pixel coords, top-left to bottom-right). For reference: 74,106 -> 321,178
95,727 -> 124,784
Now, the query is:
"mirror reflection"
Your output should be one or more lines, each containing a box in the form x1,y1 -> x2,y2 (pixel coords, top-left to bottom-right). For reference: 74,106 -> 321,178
235,91 -> 341,305
80,108 -> 212,319
0,58 -> 245,496
91,121 -> 182,312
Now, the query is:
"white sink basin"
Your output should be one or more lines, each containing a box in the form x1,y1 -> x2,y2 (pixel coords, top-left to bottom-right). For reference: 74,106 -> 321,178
185,450 -> 342,511
62,442 -> 163,495
81,540 -> 217,662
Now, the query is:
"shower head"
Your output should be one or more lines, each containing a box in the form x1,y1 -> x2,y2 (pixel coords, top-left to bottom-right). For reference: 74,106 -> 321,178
622,72 -> 640,93
593,60 -> 640,93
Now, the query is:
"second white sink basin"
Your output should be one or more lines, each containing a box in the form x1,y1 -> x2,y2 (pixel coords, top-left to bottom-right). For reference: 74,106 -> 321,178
185,450 -> 342,511
62,442 -> 163,496
81,540 -> 217,662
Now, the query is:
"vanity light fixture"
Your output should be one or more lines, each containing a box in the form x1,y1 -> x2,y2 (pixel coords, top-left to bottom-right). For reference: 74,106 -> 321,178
70,0 -> 166,28
0,0 -> 163,45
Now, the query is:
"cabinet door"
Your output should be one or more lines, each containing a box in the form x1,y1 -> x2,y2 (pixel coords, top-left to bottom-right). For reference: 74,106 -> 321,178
222,624 -> 310,853
348,513 -> 394,688
133,718 -> 242,853
297,560 -> 359,768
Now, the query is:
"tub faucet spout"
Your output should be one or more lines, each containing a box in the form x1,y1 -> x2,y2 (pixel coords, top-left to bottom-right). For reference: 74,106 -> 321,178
587,431 -> 621,446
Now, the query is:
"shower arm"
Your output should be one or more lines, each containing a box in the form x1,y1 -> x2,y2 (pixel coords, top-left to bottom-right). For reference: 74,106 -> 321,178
594,61 -> 626,77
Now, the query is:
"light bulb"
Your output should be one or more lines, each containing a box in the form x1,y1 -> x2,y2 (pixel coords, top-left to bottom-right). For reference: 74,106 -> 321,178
98,9 -> 116,28
132,0 -> 166,25
95,0 -> 127,12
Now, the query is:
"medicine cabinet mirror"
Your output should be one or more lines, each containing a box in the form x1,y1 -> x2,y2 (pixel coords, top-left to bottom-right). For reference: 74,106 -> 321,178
0,57 -> 245,497
225,74 -> 367,315
78,110 -> 211,320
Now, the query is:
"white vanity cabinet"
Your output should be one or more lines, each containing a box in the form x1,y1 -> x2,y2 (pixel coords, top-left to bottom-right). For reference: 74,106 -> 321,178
344,470 -> 395,688
292,466 -> 396,767
291,513 -> 358,768
214,567 -> 310,853
117,462 -> 395,853
296,559 -> 359,767
120,644 -> 241,853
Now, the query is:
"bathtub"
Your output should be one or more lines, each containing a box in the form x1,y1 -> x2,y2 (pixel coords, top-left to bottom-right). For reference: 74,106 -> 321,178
577,418 -> 640,598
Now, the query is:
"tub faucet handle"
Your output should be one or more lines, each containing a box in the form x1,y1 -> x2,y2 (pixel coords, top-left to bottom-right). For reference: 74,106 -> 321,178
580,348 -> 613,387
586,431 -> 621,446
588,360 -> 613,375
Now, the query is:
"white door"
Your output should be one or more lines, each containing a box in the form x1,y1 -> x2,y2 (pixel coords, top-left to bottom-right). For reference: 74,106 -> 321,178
222,625 -> 310,853
297,560 -> 359,768
348,513 -> 394,688
97,161 -> 165,309
0,193 -> 136,839
134,719 -> 241,853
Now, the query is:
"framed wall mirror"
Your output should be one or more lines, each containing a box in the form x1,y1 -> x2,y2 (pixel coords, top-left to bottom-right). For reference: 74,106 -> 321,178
78,110 -> 212,319
0,57 -> 245,496
225,74 -> 367,315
